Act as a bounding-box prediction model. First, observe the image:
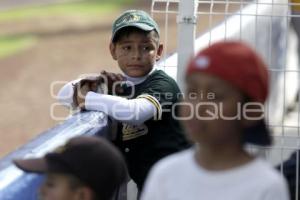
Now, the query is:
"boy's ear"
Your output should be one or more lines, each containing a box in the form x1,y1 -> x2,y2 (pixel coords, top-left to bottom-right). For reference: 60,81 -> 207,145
156,44 -> 164,61
242,118 -> 259,129
241,103 -> 264,128
109,42 -> 117,60
75,186 -> 94,200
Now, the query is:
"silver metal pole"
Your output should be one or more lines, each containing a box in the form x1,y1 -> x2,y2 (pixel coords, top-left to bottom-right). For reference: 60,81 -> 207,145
177,0 -> 198,92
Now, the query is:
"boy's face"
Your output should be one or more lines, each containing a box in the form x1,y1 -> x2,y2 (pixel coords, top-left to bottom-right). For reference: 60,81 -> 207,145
181,73 -> 245,146
39,173 -> 93,200
110,31 -> 163,77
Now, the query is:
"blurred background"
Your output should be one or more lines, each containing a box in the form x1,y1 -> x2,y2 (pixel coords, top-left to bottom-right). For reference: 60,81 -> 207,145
0,0 -> 257,158
0,0 -> 158,158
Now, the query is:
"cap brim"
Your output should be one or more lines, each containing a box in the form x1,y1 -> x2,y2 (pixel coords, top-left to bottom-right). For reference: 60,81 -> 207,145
243,120 -> 272,146
112,23 -> 155,41
14,158 -> 48,173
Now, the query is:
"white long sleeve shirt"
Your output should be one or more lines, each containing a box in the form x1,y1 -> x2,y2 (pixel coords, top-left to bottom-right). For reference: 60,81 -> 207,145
57,72 -> 159,125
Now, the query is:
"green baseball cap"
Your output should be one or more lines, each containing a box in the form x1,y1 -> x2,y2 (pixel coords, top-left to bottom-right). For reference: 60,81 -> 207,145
111,10 -> 160,42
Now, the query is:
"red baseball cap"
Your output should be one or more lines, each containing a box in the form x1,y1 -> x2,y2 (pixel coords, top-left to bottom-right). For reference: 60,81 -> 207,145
186,41 -> 271,146
186,41 -> 269,103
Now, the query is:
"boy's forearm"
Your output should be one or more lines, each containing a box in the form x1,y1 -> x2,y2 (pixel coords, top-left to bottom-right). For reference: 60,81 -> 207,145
85,92 -> 156,125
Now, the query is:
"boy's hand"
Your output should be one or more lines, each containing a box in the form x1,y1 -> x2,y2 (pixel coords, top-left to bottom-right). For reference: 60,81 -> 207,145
73,76 -> 102,109
101,70 -> 125,95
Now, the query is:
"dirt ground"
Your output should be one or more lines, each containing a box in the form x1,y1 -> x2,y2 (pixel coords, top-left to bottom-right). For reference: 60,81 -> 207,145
0,1 -> 230,158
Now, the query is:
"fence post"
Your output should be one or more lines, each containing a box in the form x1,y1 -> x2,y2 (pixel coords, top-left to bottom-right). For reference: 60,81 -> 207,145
177,0 -> 198,91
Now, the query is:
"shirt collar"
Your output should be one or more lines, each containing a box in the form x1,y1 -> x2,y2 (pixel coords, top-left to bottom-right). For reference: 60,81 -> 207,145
124,68 -> 156,85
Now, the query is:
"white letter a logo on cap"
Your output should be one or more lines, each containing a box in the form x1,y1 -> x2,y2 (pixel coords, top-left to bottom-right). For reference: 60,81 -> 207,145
196,56 -> 210,69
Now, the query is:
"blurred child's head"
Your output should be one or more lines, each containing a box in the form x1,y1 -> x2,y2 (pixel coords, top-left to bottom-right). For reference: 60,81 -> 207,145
14,136 -> 127,200
109,10 -> 163,77
181,41 -> 271,147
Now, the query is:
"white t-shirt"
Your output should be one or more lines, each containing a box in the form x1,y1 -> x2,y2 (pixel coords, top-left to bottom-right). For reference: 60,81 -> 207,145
141,149 -> 289,200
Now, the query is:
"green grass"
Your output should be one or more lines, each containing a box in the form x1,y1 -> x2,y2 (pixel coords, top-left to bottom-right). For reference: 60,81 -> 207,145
0,36 -> 36,58
0,0 -> 135,58
0,0 -> 134,22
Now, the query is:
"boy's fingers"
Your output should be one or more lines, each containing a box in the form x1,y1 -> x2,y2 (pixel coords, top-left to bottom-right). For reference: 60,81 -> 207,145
110,72 -> 125,81
116,73 -> 125,81
109,73 -> 117,81
80,74 -> 99,84
77,83 -> 85,98
90,82 -> 98,92
79,84 -> 90,107
116,86 -> 124,94
99,71 -> 125,95
80,76 -> 103,88
100,71 -> 125,82
73,84 -> 79,107
102,72 -> 112,80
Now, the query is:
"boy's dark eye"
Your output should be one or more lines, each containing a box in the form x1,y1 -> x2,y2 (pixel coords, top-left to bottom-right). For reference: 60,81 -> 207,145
45,179 -> 55,188
122,46 -> 131,50
186,85 -> 197,94
142,45 -> 154,51
143,46 -> 150,51
211,93 -> 225,101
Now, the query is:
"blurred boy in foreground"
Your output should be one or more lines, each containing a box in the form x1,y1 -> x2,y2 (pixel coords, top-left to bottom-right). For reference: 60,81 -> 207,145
141,41 -> 289,200
14,136 -> 127,200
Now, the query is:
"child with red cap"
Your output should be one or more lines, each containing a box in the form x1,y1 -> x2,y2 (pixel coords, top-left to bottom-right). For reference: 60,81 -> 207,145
141,41 -> 289,200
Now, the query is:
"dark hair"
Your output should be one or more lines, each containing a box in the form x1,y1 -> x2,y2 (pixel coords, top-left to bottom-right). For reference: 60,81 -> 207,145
112,27 -> 160,45
241,96 -> 272,146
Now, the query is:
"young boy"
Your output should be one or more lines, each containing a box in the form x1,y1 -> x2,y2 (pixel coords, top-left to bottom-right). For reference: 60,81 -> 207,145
57,10 -> 190,191
141,41 -> 289,200
14,136 -> 127,200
